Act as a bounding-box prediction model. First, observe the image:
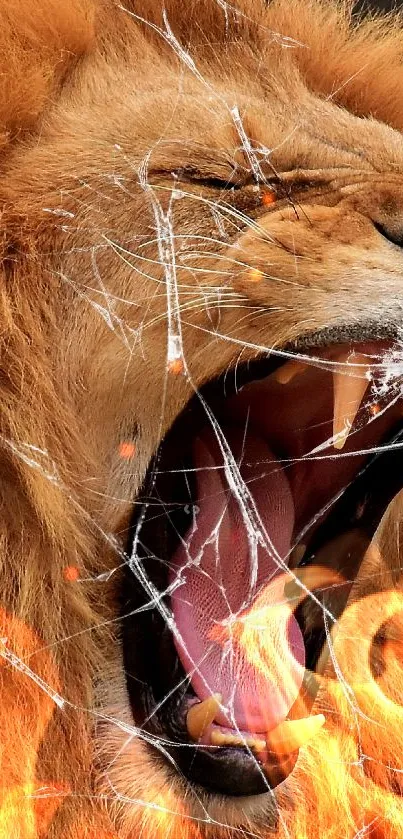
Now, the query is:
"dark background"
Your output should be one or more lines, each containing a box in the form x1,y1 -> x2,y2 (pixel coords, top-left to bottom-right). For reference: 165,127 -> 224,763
355,1 -> 402,12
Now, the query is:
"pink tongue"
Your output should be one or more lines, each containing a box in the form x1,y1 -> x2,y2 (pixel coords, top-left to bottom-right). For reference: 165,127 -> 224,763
170,428 -> 305,734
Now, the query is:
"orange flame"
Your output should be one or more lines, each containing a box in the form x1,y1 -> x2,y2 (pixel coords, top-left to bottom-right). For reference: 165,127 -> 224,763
273,578 -> 403,838
206,556 -> 403,837
209,566 -> 341,734
5,550 -> 403,837
0,609 -> 66,838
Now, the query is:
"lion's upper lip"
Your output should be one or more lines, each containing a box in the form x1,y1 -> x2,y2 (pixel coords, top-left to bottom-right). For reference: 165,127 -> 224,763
227,341 -> 402,537
123,340 -> 403,797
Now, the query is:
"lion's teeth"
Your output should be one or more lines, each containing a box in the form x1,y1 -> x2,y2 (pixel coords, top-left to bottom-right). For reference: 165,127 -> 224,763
274,359 -> 308,384
208,716 -> 325,754
247,736 -> 266,751
266,714 -> 325,755
333,353 -> 370,449
211,730 -> 231,746
210,730 -> 266,750
186,694 -> 222,741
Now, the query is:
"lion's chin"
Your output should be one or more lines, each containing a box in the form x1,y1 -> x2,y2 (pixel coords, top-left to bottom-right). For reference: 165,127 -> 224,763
99,666 -> 283,838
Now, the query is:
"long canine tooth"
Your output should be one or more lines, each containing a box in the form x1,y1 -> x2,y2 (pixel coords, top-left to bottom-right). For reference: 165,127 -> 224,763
266,714 -> 325,756
186,694 -> 222,741
274,359 -> 308,385
333,353 -> 370,450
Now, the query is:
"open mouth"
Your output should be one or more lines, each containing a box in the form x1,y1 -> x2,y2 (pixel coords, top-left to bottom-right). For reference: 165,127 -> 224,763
122,339 -> 403,798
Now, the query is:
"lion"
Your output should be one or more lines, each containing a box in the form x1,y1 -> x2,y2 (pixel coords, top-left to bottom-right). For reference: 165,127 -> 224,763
3,0 -> 403,836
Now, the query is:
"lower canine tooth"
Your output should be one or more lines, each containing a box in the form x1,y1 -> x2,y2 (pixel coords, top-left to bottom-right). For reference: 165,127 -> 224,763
333,352 -> 370,450
266,714 -> 325,755
186,694 -> 222,741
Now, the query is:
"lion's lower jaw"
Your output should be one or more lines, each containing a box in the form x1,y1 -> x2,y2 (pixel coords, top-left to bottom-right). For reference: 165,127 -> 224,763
98,485 -> 402,839
97,665 -> 282,838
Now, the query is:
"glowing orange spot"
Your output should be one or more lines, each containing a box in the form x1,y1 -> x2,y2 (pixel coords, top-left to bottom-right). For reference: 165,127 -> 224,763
63,566 -> 79,582
168,358 -> 184,375
119,441 -> 136,459
249,268 -> 263,283
262,190 -> 276,206
370,403 -> 381,416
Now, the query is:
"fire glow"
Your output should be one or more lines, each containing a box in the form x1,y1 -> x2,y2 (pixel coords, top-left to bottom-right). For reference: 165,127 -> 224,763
248,563 -> 403,838
4,559 -> 403,837
0,609 -> 118,839
0,609 -> 65,838
188,547 -> 403,838
133,554 -> 403,838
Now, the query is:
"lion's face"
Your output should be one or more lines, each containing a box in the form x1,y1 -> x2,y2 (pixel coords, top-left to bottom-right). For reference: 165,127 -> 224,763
4,1 -> 403,837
